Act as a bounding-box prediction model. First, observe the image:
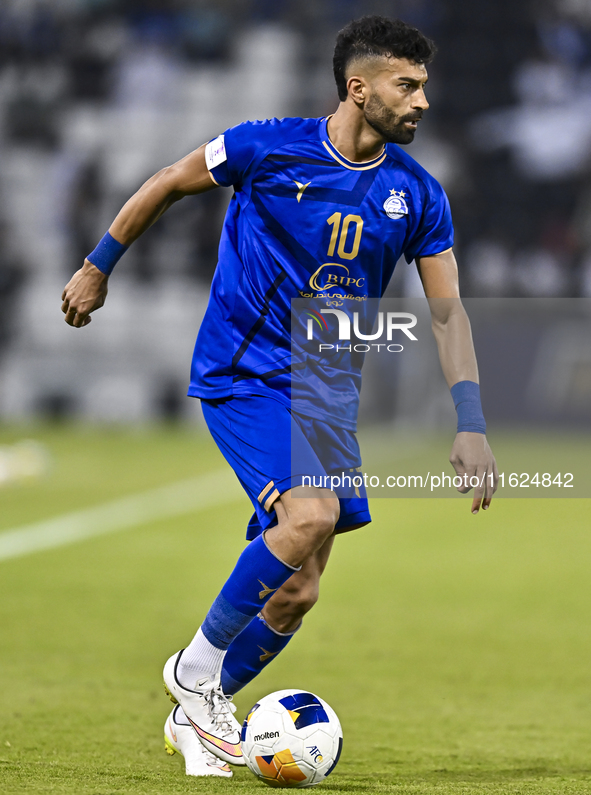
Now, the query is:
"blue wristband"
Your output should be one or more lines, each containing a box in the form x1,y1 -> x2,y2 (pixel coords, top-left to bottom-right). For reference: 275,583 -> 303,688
87,231 -> 128,276
450,380 -> 486,434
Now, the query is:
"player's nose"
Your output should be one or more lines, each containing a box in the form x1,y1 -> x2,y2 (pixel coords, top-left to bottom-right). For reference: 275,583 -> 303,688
414,88 -> 429,110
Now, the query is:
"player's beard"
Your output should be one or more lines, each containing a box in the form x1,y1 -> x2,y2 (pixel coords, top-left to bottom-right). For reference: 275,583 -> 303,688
364,91 -> 422,144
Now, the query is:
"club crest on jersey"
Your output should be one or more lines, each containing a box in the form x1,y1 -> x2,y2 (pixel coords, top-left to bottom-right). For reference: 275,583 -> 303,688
383,189 -> 409,220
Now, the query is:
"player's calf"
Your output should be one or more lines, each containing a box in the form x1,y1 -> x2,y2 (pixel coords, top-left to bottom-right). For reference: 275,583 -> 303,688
263,576 -> 319,633
219,536 -> 334,694
262,533 -> 333,632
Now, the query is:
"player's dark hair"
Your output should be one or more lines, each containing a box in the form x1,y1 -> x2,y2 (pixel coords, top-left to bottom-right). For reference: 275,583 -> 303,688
333,16 -> 437,101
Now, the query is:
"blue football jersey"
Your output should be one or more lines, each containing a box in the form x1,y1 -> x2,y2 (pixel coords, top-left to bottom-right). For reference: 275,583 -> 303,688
189,116 -> 454,429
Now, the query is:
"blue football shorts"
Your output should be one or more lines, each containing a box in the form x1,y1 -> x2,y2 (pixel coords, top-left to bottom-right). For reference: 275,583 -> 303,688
201,392 -> 371,540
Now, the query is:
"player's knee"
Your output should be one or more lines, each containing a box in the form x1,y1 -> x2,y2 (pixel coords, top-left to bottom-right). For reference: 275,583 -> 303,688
292,498 -> 339,550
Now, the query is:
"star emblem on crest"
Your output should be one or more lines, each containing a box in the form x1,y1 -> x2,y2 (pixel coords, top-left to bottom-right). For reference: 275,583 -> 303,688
383,188 -> 410,219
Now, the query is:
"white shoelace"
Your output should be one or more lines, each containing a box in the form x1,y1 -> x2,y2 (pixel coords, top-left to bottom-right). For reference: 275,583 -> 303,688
206,687 -> 237,737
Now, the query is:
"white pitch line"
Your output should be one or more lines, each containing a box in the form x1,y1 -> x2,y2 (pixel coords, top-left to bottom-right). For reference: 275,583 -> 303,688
0,469 -> 244,563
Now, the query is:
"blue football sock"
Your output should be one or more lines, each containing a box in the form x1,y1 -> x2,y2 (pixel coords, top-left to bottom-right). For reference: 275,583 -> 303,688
201,533 -> 298,651
221,613 -> 298,695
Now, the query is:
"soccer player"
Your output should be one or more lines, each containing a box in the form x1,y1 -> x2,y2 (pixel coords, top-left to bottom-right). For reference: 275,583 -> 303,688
61,16 -> 497,777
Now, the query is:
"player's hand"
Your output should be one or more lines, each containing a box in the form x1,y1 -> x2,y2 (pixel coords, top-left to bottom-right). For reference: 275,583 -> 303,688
449,432 -> 498,514
61,260 -> 108,327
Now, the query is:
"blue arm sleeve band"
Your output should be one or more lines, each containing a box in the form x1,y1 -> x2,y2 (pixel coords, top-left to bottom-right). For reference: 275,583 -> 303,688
450,380 -> 487,434
87,232 -> 128,276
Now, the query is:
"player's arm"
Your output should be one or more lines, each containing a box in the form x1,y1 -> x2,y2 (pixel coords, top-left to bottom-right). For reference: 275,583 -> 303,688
417,249 -> 498,513
61,143 -> 217,328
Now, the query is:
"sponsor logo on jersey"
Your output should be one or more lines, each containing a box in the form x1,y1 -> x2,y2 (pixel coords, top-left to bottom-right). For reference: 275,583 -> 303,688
383,189 -> 409,219
293,180 -> 311,202
309,263 -> 365,292
253,731 -> 280,742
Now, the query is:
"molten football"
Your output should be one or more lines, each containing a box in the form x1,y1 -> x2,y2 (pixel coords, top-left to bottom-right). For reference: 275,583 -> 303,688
241,689 -> 343,788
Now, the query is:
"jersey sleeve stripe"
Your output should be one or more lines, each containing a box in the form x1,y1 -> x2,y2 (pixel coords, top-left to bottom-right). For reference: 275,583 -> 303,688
257,481 -> 275,504
263,488 -> 280,512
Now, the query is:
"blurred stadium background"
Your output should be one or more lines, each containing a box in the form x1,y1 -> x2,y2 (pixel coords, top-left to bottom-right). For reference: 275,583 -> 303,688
0,0 -> 590,428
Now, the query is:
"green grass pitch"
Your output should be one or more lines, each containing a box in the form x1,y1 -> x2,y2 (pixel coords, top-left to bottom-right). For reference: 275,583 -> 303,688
1,424 -> 590,794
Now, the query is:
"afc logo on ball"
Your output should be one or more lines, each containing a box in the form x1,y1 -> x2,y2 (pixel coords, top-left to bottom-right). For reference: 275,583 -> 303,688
306,745 -> 324,763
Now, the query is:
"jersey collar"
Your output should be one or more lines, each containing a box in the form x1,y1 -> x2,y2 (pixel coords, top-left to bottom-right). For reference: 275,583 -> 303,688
320,117 -> 387,171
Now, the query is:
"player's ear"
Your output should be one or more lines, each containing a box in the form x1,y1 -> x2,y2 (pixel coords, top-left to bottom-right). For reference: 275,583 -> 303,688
346,74 -> 368,105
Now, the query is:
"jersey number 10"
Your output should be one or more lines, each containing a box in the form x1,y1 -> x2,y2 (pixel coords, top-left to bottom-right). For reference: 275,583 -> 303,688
326,213 -> 363,260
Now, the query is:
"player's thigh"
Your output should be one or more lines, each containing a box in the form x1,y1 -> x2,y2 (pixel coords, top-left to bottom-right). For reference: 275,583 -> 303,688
202,395 -> 331,541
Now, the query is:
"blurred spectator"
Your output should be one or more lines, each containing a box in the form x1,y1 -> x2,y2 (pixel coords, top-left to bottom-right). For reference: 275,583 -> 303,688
465,240 -> 512,296
456,0 -> 591,295
67,156 -> 105,274
0,223 -> 26,351
513,248 -> 570,297
65,19 -> 123,102
470,59 -> 591,181
111,39 -> 184,110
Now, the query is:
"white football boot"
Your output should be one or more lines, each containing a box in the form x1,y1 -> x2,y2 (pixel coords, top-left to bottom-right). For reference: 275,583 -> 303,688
164,705 -> 233,778
163,650 -> 245,766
